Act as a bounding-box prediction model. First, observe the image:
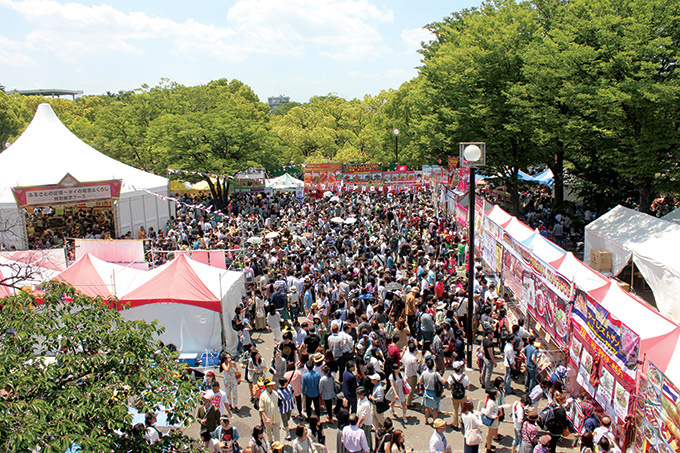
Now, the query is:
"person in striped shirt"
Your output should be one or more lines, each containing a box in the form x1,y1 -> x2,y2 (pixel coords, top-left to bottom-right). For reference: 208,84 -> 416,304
276,377 -> 296,441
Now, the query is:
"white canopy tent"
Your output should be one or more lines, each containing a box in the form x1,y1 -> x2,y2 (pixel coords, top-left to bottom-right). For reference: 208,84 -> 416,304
584,205 -> 680,324
266,173 -> 304,191
0,103 -> 172,249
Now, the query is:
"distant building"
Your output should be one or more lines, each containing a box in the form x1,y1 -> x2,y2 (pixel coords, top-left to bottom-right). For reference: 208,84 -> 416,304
7,89 -> 83,100
268,95 -> 290,112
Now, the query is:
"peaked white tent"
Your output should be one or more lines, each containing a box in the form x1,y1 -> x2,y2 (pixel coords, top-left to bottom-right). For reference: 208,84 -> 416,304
266,173 -> 304,191
0,103 -> 172,249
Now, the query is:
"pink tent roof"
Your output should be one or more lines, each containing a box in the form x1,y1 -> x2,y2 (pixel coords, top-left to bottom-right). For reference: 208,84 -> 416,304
53,253 -> 111,298
118,254 -> 220,312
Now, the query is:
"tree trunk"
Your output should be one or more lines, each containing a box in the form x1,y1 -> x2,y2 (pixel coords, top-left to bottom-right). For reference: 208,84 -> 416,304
553,148 -> 564,206
512,165 -> 520,217
639,183 -> 652,214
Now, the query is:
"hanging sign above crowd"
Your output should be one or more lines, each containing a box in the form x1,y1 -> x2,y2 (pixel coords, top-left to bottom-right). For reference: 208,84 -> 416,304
12,173 -> 122,208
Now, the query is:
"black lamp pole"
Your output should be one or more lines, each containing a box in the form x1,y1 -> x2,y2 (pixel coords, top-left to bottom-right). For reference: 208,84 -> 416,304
466,166 -> 476,368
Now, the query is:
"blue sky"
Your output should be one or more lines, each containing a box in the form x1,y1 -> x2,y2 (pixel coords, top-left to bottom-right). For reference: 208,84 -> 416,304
0,0 -> 482,103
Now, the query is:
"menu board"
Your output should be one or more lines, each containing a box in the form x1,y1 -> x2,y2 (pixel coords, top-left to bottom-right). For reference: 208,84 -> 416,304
303,163 -> 344,192
501,233 -> 572,347
634,362 -> 680,453
571,288 -> 640,388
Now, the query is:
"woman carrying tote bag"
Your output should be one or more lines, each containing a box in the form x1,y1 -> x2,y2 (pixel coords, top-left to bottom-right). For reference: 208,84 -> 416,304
461,400 -> 485,453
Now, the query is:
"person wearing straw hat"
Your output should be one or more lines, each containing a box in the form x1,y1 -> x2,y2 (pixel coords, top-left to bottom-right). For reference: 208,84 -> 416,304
430,419 -> 451,453
259,378 -> 281,443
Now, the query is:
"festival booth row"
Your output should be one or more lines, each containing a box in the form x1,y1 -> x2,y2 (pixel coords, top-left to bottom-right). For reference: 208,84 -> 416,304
474,202 -> 680,452
51,253 -> 246,357
0,104 -> 172,250
304,163 -> 449,193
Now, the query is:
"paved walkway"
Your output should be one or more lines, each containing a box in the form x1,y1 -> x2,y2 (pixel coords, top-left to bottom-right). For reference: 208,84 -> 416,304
182,327 -> 579,453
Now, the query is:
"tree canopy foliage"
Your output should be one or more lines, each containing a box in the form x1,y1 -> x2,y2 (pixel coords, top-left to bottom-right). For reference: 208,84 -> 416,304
0,282 -> 200,452
1,0 -> 678,214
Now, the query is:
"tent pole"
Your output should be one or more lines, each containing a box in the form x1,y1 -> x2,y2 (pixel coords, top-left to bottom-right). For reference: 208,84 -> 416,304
631,262 -> 634,291
219,272 -> 227,353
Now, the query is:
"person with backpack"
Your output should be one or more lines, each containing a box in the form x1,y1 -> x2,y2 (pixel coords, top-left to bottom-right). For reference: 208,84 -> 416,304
542,392 -> 569,453
447,361 -> 470,430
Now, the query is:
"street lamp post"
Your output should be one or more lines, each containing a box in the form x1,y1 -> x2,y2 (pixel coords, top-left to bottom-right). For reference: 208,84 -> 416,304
460,142 -> 485,368
393,128 -> 400,166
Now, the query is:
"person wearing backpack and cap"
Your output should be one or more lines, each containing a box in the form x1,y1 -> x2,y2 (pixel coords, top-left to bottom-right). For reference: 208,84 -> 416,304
447,360 -> 470,430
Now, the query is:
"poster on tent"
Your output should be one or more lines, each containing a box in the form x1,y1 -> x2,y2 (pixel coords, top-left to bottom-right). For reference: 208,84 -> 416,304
383,171 -> 419,187
501,234 -> 532,315
448,156 -> 460,187
571,288 -> 640,389
635,361 -> 680,453
455,202 -> 468,230
457,167 -> 470,195
343,163 -> 383,190
304,163 -> 343,192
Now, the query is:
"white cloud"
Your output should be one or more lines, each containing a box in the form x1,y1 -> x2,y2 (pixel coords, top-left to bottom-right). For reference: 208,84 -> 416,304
0,0 -> 395,63
400,27 -> 434,54
0,34 -> 38,68
385,68 -> 413,78
348,70 -> 382,78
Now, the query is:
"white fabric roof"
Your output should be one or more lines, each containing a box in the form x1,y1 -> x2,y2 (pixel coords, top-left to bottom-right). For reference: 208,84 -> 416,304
0,103 -> 167,204
584,205 -> 680,275
584,205 -> 680,324
663,208 -> 680,224
266,173 -> 304,191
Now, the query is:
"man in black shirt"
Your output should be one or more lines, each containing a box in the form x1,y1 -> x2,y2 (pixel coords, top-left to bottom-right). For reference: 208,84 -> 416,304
481,329 -> 496,390
278,331 -> 297,363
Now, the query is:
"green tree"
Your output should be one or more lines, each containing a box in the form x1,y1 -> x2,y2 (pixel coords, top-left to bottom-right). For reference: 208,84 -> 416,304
148,81 -> 277,210
0,282 -> 200,452
419,0 -> 543,214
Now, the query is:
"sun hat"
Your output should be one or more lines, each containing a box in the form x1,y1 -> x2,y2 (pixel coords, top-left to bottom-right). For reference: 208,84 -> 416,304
433,419 -> 446,428
368,373 -> 380,381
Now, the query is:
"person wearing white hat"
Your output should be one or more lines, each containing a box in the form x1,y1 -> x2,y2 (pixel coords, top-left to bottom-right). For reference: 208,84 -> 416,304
368,373 -> 386,426
447,361 -> 471,430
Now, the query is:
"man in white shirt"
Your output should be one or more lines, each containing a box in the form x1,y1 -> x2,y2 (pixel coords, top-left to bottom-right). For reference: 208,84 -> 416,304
504,336 -> 517,394
206,381 -> 229,417
403,342 -> 420,407
430,419 -> 452,453
593,417 -> 618,448
342,414 -> 370,453
357,387 -> 373,452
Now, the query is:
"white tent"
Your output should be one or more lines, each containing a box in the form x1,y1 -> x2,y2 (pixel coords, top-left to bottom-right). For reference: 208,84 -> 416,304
118,255 -> 245,354
266,173 -> 304,191
584,205 -> 680,324
0,103 -> 172,249
663,208 -> 680,225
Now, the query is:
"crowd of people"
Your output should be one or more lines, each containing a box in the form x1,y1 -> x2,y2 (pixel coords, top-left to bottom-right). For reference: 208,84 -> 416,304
24,205 -> 115,250
135,188 -> 621,453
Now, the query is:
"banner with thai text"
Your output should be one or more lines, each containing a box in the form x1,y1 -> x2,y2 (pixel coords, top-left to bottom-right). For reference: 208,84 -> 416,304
570,288 -> 639,390
13,178 -> 121,208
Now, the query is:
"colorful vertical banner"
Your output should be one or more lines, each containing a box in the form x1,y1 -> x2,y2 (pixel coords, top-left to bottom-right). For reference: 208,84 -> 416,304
634,362 -> 680,453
